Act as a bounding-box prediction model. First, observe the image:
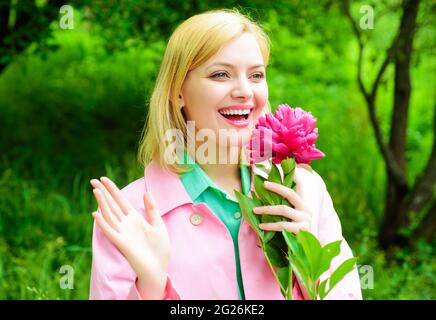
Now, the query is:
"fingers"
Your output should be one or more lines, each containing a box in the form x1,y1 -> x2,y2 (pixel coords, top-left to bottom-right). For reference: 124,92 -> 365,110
100,177 -> 134,215
90,178 -> 125,221
253,205 -> 308,222
143,191 -> 160,226
264,181 -> 308,212
293,168 -> 307,200
92,188 -> 120,232
259,220 -> 309,234
92,210 -> 120,243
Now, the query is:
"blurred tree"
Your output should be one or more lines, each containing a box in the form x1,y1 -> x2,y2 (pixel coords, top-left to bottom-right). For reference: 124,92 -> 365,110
0,0 -> 341,72
0,0 -> 269,73
81,0 -> 285,52
343,0 -> 436,249
0,0 -> 90,73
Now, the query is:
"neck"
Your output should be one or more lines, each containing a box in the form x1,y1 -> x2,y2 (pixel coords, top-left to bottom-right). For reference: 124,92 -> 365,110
188,144 -> 243,195
199,161 -> 240,182
194,144 -> 241,177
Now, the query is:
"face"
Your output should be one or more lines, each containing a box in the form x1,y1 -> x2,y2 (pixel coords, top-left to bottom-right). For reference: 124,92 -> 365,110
180,32 -> 268,152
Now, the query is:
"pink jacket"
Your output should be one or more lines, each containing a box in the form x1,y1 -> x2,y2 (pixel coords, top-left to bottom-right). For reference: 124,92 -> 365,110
89,160 -> 362,300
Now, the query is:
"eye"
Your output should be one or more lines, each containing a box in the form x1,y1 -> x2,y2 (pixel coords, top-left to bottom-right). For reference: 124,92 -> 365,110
251,72 -> 265,80
210,72 -> 229,79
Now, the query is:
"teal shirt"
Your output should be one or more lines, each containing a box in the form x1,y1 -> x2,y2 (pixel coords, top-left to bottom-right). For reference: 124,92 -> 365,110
178,157 -> 251,300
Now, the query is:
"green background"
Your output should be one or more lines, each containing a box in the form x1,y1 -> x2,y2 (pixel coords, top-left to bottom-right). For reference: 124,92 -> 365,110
0,0 -> 434,299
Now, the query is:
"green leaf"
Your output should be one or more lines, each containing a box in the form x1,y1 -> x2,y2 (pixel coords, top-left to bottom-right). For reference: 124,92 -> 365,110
251,193 -> 262,227
281,197 -> 292,207
254,174 -> 273,204
318,279 -> 329,300
283,230 -> 300,255
283,230 -> 311,277
261,214 -> 283,243
277,266 -> 289,296
316,240 -> 342,280
283,231 -> 312,296
287,264 -> 293,300
267,164 -> 283,205
269,233 -> 288,256
251,192 -> 263,207
235,191 -> 264,241
252,190 -> 276,243
263,231 -> 275,244
288,256 -> 311,297
281,158 -> 296,175
254,173 -> 282,205
283,172 -> 295,189
297,231 -> 322,279
268,162 -> 282,184
264,242 -> 288,268
327,257 -> 358,294
263,229 -> 276,244
255,163 -> 267,172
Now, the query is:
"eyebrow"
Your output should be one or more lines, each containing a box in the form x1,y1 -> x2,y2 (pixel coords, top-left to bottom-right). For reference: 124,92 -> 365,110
206,62 -> 265,71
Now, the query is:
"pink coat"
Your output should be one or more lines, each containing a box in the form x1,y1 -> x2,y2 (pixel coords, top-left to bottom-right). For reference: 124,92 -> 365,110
89,160 -> 362,300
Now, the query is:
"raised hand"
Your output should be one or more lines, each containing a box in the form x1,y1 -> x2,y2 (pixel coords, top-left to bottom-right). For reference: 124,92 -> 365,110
90,177 -> 170,299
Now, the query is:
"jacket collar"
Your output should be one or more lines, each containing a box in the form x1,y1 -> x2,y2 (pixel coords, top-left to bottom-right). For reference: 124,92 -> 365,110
144,160 -> 193,216
144,159 -> 257,217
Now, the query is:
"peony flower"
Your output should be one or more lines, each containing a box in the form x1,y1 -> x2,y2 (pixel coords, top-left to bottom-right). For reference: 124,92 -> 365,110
248,104 -> 325,164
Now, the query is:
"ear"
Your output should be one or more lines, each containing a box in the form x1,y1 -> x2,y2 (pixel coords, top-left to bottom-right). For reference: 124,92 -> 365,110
178,94 -> 185,109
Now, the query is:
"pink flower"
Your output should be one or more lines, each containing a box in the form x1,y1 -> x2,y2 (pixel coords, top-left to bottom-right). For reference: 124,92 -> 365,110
248,104 -> 325,164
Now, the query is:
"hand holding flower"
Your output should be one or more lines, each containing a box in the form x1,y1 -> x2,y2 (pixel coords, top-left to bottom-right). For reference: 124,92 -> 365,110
254,181 -> 311,235
236,104 -> 358,300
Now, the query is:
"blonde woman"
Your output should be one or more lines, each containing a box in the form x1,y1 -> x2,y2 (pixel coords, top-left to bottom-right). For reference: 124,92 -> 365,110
89,9 -> 362,300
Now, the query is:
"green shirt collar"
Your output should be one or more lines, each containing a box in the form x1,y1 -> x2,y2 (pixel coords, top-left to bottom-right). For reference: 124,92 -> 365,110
178,151 -> 251,202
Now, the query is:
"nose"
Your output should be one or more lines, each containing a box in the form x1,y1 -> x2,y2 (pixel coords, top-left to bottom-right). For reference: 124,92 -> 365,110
231,75 -> 254,100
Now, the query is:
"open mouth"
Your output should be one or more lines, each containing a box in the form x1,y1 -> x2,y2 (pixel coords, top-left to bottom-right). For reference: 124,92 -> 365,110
218,108 -> 251,121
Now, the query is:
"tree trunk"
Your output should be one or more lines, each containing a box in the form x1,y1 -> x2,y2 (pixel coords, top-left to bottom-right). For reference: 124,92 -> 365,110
413,201 -> 436,242
344,0 -> 435,249
378,0 -> 421,249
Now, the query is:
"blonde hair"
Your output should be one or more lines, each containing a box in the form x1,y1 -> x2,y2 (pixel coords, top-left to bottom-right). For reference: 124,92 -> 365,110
137,8 -> 272,173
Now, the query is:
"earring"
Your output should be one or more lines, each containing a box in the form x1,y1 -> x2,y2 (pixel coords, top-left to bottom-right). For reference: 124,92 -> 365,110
178,94 -> 183,110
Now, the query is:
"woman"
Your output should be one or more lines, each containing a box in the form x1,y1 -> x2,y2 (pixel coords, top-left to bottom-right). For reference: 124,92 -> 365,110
89,9 -> 362,300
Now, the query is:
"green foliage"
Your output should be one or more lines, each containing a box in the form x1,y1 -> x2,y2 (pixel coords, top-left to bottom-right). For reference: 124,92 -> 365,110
277,266 -> 290,297
234,191 -> 264,241
283,230 -> 358,300
240,155 -> 358,300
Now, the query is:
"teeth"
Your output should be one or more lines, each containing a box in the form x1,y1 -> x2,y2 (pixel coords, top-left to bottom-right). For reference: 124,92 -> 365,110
219,109 -> 251,116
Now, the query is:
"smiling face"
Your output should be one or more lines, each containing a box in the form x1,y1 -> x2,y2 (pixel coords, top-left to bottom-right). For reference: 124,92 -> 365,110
180,32 -> 268,152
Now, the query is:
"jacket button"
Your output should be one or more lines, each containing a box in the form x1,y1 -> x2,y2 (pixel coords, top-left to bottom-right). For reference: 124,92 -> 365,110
234,212 -> 241,219
190,213 -> 203,226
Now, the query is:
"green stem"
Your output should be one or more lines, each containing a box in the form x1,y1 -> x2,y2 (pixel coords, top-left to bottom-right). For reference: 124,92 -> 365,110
287,262 -> 293,300
261,242 -> 287,297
